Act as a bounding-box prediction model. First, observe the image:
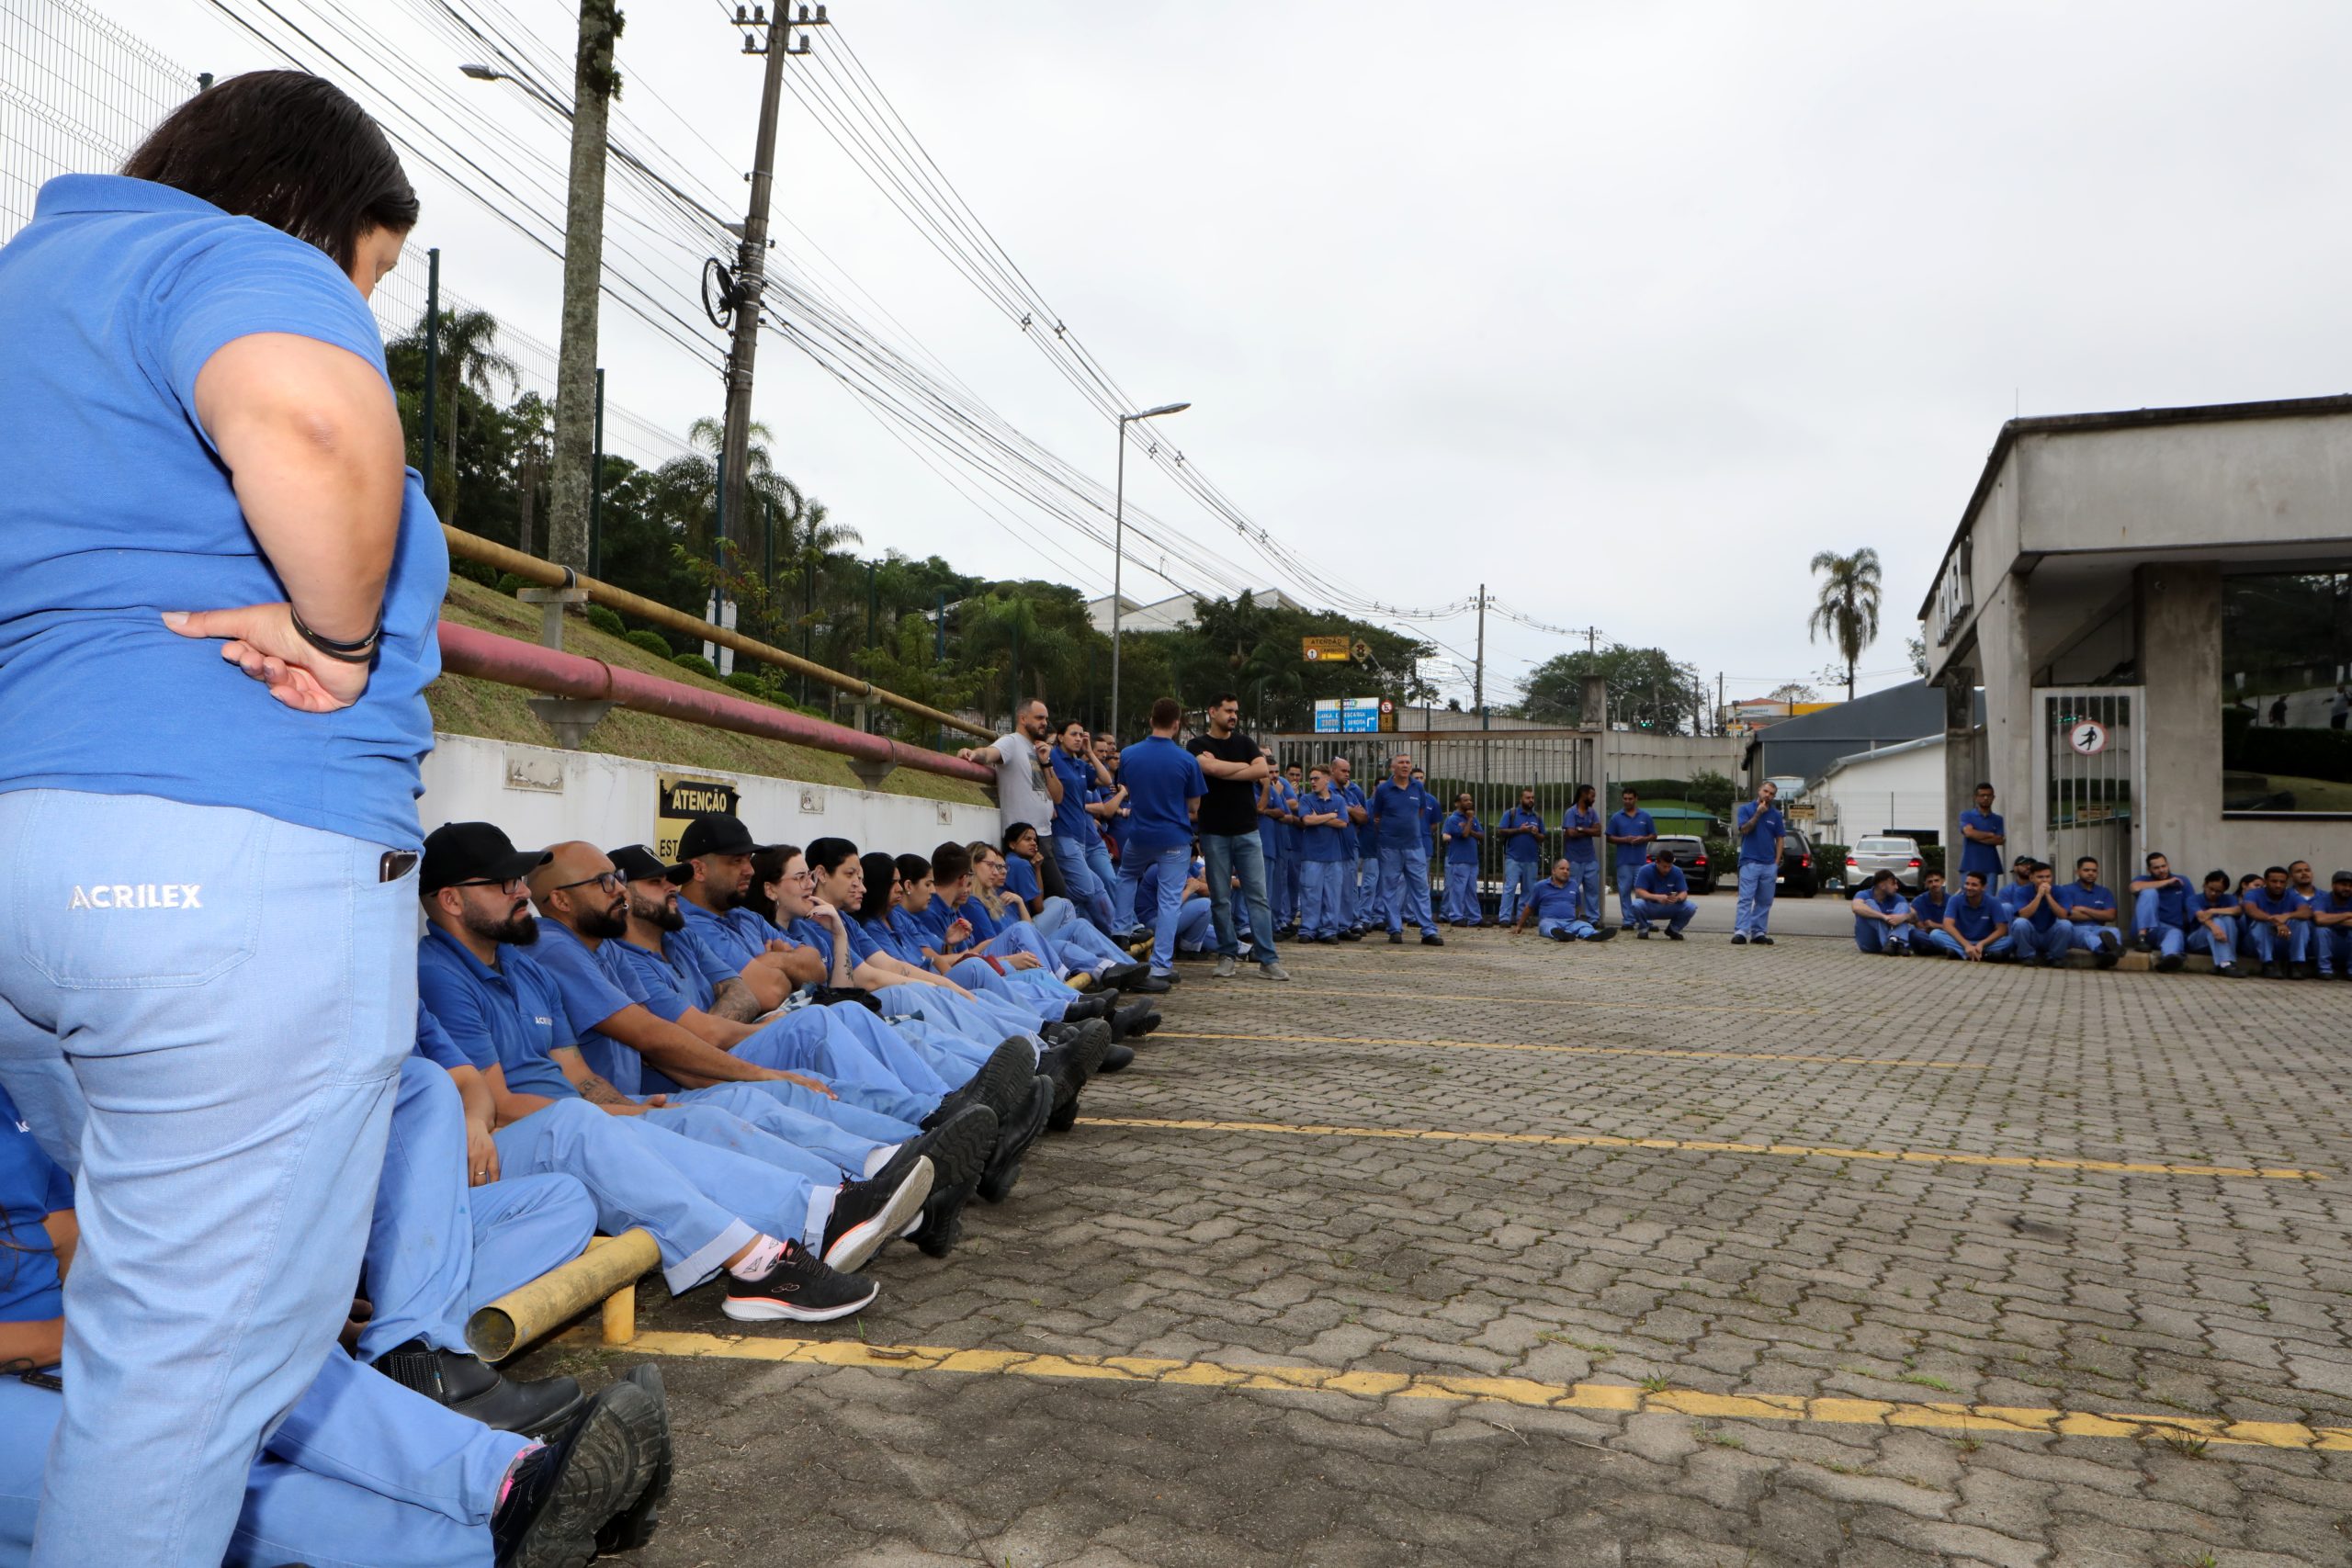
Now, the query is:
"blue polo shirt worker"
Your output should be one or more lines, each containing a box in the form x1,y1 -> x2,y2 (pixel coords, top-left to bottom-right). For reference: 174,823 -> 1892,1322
1296,768 -> 1351,941
2175,870 -> 2241,976
1114,698 -> 1210,978
1559,784 -> 1604,927
1338,760 -> 1379,933
1606,788 -> 1657,927
2240,866 -> 2312,977
1956,783 -> 2006,887
1048,720 -> 1120,934
1497,788 -> 1546,927
2003,862 -> 2075,965
1910,869 -> 1950,935
1849,870 -> 1917,954
1924,872 -> 2016,961
0,96 -> 459,1562
1258,766 -> 1296,933
2308,870 -> 2352,979
1368,753 -> 1443,945
1731,783 -> 1785,943
1279,763 -> 1307,930
1186,694 -> 1289,980
2129,852 -> 2192,956
1629,846 -> 1696,938
1512,859 -> 1614,942
1440,794 -> 1485,926
2058,856 -> 2123,967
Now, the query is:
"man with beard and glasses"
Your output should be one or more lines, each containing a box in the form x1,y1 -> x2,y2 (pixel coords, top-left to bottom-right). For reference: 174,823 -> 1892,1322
413,824 -> 923,1319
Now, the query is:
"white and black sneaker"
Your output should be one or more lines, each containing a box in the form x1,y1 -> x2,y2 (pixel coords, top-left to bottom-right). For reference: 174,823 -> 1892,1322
722,1240 -> 880,1323
820,1159 -> 934,1272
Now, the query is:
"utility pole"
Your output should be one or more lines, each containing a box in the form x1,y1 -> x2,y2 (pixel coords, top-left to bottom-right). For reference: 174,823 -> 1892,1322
547,0 -> 618,572
1473,583 -> 1487,725
420,247 -> 439,513
712,5 -> 828,643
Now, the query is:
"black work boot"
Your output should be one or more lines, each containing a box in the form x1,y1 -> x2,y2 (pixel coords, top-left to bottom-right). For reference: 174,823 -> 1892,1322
372,1339 -> 583,1438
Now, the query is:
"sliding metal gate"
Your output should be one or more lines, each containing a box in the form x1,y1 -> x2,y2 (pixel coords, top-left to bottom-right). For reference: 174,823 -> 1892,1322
2030,687 -> 2142,882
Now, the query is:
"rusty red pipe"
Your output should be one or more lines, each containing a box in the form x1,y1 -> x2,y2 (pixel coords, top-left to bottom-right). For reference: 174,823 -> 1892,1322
435,621 -> 999,788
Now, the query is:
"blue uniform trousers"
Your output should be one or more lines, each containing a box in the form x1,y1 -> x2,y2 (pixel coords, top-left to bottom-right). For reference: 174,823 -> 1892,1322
492,1099 -> 825,1293
1923,929 -> 2016,959
2187,919 -> 2236,968
1615,861 -> 1646,926
2067,921 -> 2122,955
1261,834 -> 1293,928
1631,897 -> 1696,935
1167,897 -> 1217,953
1116,844 -> 1192,975
361,1058 -> 599,1359
1498,858 -> 1542,925
2008,918 -> 2075,961
1378,844 -> 1438,937
2314,923 -> 2348,976
1853,916 -> 1914,953
1443,856 -> 1481,923
0,790 -> 413,1567
1537,915 -> 1599,940
1203,831 -> 1280,965
1299,861 -> 1343,939
2245,919 -> 2310,966
1566,861 -> 1601,924
1734,862 -> 1777,937
1048,834 -> 1117,934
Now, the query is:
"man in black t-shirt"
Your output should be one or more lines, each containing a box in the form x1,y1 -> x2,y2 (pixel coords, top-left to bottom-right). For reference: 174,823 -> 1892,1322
1186,694 -> 1290,981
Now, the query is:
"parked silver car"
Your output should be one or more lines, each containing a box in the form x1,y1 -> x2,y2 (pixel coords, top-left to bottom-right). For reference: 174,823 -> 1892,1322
1844,835 -> 1924,891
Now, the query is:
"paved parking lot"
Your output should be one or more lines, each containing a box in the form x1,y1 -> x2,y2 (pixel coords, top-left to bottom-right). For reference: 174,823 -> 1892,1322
530,914 -> 2352,1567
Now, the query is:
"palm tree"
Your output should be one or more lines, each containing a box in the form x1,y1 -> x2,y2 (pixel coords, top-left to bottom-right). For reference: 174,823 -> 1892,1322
402,307 -> 516,524
1807,547 -> 1883,702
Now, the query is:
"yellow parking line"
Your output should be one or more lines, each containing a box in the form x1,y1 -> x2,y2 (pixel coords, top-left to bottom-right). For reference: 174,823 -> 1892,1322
1153,1031 -> 1984,1071
604,1329 -> 2352,1453
1078,1116 -> 2328,1181
1270,985 -> 1821,1016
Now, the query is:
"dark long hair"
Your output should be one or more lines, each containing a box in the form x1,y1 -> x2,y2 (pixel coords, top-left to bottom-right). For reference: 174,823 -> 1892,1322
122,71 -> 418,271
744,845 -> 798,924
855,852 -> 898,925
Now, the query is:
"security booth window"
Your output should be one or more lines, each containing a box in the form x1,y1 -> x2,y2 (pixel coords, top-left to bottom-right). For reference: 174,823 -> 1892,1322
2222,572 -> 2352,816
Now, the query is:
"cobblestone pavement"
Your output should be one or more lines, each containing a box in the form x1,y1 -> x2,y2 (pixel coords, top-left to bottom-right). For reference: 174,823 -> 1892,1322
526,924 -> 2352,1567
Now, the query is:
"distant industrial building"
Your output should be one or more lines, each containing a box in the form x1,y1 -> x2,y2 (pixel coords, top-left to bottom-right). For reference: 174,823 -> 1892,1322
1084,587 -> 1306,637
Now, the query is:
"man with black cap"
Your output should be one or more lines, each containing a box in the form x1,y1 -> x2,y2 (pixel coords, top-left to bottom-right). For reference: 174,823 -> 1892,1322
414,823 -> 936,1309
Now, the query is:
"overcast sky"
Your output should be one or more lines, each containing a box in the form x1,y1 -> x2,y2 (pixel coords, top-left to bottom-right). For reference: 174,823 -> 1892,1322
132,0 -> 2352,710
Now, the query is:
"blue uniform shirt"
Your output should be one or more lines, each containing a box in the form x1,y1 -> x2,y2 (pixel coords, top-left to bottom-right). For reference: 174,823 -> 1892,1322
2245,886 -> 2305,920
1369,780 -> 1433,849
0,1084 -> 73,1328
415,927 -> 583,1103
0,176 -> 449,849
1257,778 -> 1292,856
1499,807 -> 1545,864
1278,782 -> 1306,852
1633,863 -> 1688,898
2187,890 -> 2236,922
1945,892 -> 2003,942
1607,809 -> 1657,869
2137,877 -> 2189,929
2060,881 -> 2117,924
1442,811 -> 1481,866
413,1001 -> 472,1073
1957,808 -> 2005,881
1735,803 -> 1785,865
1522,878 -> 1585,924
1345,783 -> 1378,855
1562,804 -> 1601,864
1299,790 -> 1349,863
1860,886 -> 1908,919
1116,736 -> 1206,853
675,899 -> 760,987
1909,889 -> 1950,929
1049,748 -> 1097,840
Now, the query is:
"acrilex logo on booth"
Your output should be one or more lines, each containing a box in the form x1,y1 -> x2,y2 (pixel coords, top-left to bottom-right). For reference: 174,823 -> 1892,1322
68,884 -> 203,910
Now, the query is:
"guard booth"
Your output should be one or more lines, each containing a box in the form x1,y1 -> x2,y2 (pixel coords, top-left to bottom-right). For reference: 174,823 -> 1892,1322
1922,396 -> 2352,879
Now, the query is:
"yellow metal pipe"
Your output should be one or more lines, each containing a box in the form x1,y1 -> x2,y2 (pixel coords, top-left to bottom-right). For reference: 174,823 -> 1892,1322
443,525 -> 993,740
466,1229 -> 662,1362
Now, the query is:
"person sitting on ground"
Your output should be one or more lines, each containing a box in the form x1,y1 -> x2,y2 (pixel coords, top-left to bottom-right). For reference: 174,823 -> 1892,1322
1909,867 -> 1951,936
1627,844 -> 1697,940
1135,847 -> 1218,956
927,841 -> 1152,998
2309,868 -> 2352,981
414,838 -> 931,1318
957,840 -> 1164,995
1850,869 -> 1917,955
2005,861 -> 2075,967
2058,854 -> 2123,969
2181,869 -> 2241,976
1926,871 -> 2015,962
2131,852 -> 2192,956
2240,865 -> 2312,978
0,1078 -> 672,1568
1511,857 -> 1614,942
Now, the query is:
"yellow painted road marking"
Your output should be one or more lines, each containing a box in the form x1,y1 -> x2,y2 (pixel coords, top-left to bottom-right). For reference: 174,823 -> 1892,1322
1078,1116 -> 2328,1181
1272,984 -> 1821,1016
603,1329 -> 2352,1453
1156,1031 -> 1984,1071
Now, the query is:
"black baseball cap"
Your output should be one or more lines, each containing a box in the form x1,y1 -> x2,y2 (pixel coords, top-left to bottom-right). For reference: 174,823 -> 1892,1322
609,844 -> 691,885
421,822 -> 550,894
676,814 -> 771,860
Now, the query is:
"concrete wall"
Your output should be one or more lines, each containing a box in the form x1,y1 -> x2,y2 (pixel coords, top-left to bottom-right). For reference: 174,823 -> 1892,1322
2021,418 -> 2352,558
418,733 -> 1003,855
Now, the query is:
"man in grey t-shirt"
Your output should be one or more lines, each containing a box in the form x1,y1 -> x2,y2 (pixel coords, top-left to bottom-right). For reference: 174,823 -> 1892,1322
960,697 -> 1069,901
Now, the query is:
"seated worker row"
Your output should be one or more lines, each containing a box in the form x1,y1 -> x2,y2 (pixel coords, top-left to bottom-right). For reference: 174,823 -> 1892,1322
1853,858 -> 2126,966
1,1070 -> 676,1568
414,824 -> 995,1322
2132,855 -> 2352,979
1510,858 -> 1619,943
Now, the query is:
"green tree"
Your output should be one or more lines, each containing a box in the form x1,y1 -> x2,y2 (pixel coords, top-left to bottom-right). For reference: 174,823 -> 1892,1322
1515,645 -> 1703,731
1807,547 -> 1883,701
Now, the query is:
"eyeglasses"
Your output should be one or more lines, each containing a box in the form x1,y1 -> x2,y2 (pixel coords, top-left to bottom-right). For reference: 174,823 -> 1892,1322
452,876 -> 527,896
552,871 -> 625,896
778,868 -> 815,885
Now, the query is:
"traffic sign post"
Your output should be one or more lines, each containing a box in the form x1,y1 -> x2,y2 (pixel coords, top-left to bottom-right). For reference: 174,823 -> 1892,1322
1301,636 -> 1351,663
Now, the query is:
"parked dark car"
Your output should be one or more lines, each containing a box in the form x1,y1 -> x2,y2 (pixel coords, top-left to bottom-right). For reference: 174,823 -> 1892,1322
1649,834 -> 1714,895
1778,828 -> 1818,897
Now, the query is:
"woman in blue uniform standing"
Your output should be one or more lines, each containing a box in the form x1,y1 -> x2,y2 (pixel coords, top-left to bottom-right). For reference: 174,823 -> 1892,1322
0,74 -> 447,1563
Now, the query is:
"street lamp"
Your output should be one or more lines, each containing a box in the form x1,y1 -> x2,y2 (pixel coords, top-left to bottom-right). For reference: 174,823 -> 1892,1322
1109,400 -> 1190,741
